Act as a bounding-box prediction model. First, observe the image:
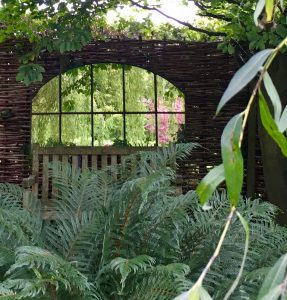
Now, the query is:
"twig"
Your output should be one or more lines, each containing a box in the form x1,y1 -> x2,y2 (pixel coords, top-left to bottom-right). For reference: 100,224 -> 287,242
130,0 -> 226,37
189,206 -> 236,292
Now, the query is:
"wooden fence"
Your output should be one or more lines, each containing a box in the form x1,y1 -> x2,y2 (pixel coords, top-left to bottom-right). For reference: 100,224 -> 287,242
22,145 -> 184,203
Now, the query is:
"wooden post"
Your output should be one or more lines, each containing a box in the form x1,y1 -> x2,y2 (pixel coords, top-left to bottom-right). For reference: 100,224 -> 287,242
101,155 -> 108,169
92,155 -> 98,170
32,144 -> 39,198
52,155 -> 59,197
42,155 -> 49,202
82,155 -> 88,171
22,175 -> 37,207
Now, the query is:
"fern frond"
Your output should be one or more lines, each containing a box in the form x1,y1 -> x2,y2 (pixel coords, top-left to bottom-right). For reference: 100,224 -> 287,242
0,183 -> 24,207
128,272 -> 182,300
2,144 -> 286,300
180,191 -> 287,299
44,211 -> 103,275
3,246 -> 96,299
110,255 -> 155,288
153,263 -> 190,277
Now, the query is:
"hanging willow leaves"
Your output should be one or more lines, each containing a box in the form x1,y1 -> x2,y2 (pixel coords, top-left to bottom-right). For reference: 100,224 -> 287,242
199,286 -> 213,300
259,285 -> 283,300
174,286 -> 200,300
217,49 -> 273,114
265,0 -> 274,22
196,164 -> 225,205
189,286 -> 201,300
254,0 -> 265,26
278,106 -> 287,133
263,72 -> 282,123
174,284 -> 212,300
259,90 -> 287,157
221,113 -> 244,206
223,212 -> 250,300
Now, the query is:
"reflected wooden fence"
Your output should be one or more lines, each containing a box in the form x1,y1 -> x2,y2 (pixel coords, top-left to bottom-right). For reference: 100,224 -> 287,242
22,145 -> 182,205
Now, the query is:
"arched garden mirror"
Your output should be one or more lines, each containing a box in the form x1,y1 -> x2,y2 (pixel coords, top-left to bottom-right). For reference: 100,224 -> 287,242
32,64 -> 185,147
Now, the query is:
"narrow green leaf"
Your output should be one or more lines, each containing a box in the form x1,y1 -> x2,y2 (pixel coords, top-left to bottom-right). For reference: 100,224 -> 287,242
263,72 -> 282,123
223,212 -> 250,300
278,106 -> 287,133
188,285 -> 200,300
173,286 -> 202,300
259,91 -> 287,156
259,285 -> 282,300
174,285 -> 207,300
174,291 -> 189,300
221,113 -> 244,206
257,253 -> 287,299
217,49 -> 273,114
196,164 -> 225,205
254,0 -> 265,26
199,286 -> 213,300
265,0 -> 274,22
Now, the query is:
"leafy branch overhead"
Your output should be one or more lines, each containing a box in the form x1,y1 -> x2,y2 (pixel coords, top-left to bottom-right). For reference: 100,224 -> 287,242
16,64 -> 45,86
2,0 -> 287,84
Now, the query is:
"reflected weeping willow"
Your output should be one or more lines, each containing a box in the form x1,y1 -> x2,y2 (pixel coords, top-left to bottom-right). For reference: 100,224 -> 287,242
32,64 -> 185,146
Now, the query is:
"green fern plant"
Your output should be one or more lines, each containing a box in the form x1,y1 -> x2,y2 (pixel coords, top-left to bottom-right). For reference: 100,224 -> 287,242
0,144 -> 286,299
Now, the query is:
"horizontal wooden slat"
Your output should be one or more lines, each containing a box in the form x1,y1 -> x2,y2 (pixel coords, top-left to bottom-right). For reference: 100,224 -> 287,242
37,146 -> 155,155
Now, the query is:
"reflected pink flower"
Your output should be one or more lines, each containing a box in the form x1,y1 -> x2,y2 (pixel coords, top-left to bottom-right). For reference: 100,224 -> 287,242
142,97 -> 182,144
158,102 -> 170,144
142,98 -> 154,111
143,98 -> 155,133
173,97 -> 184,124
144,122 -> 155,132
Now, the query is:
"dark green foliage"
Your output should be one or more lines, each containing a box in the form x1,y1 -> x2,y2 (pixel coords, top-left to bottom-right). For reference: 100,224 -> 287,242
0,144 -> 286,299
182,191 -> 287,299
16,64 -> 45,86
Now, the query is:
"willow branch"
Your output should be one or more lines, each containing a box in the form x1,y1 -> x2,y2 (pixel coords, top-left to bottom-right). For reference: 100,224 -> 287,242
190,0 -> 240,6
130,0 -> 226,37
188,207 -> 236,293
198,12 -> 232,22
193,2 -> 232,22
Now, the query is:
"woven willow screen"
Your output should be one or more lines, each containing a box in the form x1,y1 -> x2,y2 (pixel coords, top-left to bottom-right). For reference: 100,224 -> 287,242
0,39 -> 264,194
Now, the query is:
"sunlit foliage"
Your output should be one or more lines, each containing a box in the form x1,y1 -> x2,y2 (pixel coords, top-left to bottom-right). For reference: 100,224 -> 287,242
32,64 -> 185,147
